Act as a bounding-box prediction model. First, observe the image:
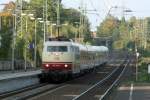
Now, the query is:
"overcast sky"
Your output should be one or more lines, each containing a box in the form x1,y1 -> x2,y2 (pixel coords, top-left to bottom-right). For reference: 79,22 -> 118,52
62,0 -> 150,31
1,0 -> 150,31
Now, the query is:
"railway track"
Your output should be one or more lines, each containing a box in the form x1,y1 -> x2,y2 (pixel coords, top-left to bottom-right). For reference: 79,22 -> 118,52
1,82 -> 67,100
0,83 -> 47,99
0,62 -> 110,100
99,60 -> 130,100
73,60 -> 130,100
1,59 -> 128,100
27,60 -> 125,100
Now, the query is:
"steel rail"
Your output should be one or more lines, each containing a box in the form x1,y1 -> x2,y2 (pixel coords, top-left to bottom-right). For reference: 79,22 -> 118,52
100,60 -> 129,100
0,83 -> 47,99
72,60 -> 127,100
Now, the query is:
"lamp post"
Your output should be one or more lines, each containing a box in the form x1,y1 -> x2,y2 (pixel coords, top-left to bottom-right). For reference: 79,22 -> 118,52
135,35 -> 139,81
51,23 -> 56,38
135,41 -> 138,81
0,16 -> 1,30
123,9 -> 139,81
57,0 -> 60,37
30,17 -> 37,68
0,35 -> 1,48
12,14 -> 16,72
34,19 -> 37,68
30,17 -> 42,68
46,21 -> 51,39
106,6 -> 133,19
39,20 -> 50,40
21,13 -> 34,71
74,22 -> 80,42
7,8 -> 17,72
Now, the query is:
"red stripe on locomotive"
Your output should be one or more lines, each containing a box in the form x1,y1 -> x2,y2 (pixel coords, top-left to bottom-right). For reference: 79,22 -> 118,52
42,62 -> 72,70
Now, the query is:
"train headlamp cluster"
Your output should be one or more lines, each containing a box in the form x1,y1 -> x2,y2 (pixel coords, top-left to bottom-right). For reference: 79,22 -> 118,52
45,64 -> 49,67
44,64 -> 69,68
64,64 -> 68,68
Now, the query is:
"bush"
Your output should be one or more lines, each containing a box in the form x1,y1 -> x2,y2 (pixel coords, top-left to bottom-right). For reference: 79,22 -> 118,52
138,59 -> 150,82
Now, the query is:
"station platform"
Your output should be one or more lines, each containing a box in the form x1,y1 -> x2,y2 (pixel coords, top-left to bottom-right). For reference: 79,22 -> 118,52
0,69 -> 41,81
0,69 -> 42,94
114,83 -> 150,100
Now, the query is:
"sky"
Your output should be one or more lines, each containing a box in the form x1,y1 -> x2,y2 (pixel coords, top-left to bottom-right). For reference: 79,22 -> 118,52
1,0 -> 150,31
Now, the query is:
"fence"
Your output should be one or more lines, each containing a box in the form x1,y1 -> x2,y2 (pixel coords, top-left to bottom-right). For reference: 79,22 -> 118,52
0,60 -> 33,71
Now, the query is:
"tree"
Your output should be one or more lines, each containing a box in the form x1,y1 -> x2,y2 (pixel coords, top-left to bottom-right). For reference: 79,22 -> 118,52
0,2 -> 15,59
97,16 -> 119,37
0,0 -> 92,62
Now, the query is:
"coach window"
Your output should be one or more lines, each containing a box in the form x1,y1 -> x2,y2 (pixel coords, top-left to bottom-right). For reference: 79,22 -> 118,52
59,46 -> 68,52
72,46 -> 75,52
75,47 -> 79,53
75,47 -> 77,53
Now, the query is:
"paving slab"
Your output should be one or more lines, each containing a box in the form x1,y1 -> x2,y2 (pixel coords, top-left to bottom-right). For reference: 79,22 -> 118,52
0,69 -> 41,81
115,84 -> 150,100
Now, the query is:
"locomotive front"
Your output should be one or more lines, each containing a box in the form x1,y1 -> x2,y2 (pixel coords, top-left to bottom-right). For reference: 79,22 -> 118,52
41,41 -> 79,82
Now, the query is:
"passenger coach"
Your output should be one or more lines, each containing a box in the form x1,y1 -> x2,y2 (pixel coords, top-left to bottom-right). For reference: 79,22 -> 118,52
40,39 -> 108,82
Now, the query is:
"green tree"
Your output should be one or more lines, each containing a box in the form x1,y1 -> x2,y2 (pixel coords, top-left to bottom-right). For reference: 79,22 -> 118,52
0,0 -> 91,63
97,16 -> 119,37
0,2 -> 15,59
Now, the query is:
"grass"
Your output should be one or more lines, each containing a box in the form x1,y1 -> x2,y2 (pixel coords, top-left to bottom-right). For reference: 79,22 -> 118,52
137,59 -> 150,83
134,48 -> 150,83
122,52 -> 150,84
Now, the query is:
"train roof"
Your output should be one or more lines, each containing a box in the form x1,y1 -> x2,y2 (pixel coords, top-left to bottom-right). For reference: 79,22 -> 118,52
86,45 -> 95,52
44,41 -> 74,46
96,46 -> 109,52
44,41 -> 108,52
74,43 -> 87,51
90,46 -> 109,52
76,45 -> 109,52
44,41 -> 87,51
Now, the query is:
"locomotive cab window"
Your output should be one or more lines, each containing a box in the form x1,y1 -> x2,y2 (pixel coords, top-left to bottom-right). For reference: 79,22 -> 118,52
47,46 -> 68,52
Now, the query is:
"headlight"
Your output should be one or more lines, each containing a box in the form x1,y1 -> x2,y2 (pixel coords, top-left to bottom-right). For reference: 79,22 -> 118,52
45,64 -> 49,67
64,64 -> 68,68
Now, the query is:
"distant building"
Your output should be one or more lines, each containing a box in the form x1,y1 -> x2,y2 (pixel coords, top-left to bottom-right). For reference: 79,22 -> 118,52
3,1 -> 15,11
93,36 -> 113,50
91,31 -> 97,38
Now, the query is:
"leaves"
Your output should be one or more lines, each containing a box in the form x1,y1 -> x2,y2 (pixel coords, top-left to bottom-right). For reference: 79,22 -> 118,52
97,16 -> 119,37
0,0 -> 92,62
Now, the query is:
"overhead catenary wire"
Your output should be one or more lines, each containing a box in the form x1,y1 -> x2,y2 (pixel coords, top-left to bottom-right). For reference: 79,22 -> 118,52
103,0 -> 110,11
88,0 -> 101,17
87,0 -> 105,30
